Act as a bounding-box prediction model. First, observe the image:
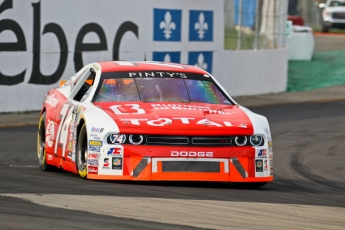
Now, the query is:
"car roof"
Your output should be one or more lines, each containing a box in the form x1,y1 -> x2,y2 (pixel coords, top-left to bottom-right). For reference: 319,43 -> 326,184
98,61 -> 208,74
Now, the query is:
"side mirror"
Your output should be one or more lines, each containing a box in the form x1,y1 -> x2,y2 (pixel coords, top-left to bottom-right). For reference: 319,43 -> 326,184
318,3 -> 326,9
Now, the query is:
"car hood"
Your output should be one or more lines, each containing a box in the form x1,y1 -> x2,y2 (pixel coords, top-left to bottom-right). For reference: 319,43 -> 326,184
93,102 -> 254,135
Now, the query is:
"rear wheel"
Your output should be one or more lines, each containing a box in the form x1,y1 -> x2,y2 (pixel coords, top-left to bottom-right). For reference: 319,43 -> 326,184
76,123 -> 88,178
37,112 -> 53,171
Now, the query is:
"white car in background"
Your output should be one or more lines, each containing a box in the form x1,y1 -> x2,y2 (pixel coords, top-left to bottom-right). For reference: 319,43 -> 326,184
319,0 -> 345,32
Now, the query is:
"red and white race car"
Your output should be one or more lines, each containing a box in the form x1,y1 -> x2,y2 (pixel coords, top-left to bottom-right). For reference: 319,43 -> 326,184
37,61 -> 273,187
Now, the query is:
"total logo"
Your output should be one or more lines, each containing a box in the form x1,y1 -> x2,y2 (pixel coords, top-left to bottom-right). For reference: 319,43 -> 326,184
171,151 -> 213,157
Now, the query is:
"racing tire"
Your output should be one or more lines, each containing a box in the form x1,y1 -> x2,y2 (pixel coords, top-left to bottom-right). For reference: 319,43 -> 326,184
232,182 -> 267,189
37,112 -> 53,171
76,123 -> 88,178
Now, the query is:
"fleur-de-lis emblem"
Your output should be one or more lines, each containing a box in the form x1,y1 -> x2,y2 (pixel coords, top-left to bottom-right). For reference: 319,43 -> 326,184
160,11 -> 176,40
194,13 -> 208,39
195,53 -> 207,70
163,54 -> 171,62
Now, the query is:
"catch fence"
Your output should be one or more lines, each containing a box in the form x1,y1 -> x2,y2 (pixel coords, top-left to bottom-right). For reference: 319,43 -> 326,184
224,0 -> 288,50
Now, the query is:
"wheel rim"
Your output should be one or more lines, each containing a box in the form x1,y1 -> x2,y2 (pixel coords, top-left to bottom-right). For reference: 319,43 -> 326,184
78,131 -> 88,169
37,118 -> 45,164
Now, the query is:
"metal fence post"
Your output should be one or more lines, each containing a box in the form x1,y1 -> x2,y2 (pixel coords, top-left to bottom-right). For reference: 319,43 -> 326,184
254,0 -> 260,50
237,0 -> 242,50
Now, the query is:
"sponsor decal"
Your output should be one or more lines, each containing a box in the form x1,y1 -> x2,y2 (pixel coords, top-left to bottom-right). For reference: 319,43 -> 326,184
46,120 -> 55,148
44,95 -> 59,107
257,149 -> 267,158
89,146 -> 101,152
171,151 -> 213,157
91,127 -> 104,133
264,159 -> 268,171
90,133 -> 101,140
255,160 -> 263,172
153,9 -> 182,41
265,128 -> 272,141
128,72 -> 187,78
68,142 -> 72,151
88,153 -> 100,159
89,140 -> 103,146
112,157 -> 122,170
103,158 -> 110,169
88,159 -> 99,166
120,117 -> 241,127
189,10 -> 213,41
47,154 -> 53,161
107,147 -> 122,155
88,166 -> 98,174
109,134 -> 126,144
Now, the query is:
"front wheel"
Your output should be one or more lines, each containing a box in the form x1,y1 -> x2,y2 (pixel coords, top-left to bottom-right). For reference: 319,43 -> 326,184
37,112 -> 53,171
76,123 -> 88,178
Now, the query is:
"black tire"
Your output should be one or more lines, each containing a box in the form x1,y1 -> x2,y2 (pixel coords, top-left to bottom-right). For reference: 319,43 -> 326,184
232,182 -> 267,189
76,123 -> 88,178
37,112 -> 53,171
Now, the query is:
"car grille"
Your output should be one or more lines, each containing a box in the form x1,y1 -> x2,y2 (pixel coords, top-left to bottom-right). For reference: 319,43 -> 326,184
332,12 -> 345,19
162,161 -> 220,172
146,135 -> 233,146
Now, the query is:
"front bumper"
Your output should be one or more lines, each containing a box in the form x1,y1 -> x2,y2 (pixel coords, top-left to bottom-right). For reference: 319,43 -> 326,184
87,145 -> 274,183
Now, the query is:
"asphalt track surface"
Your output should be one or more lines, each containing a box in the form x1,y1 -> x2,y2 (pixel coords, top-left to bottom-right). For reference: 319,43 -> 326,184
314,32 -> 345,52
1,100 -> 345,229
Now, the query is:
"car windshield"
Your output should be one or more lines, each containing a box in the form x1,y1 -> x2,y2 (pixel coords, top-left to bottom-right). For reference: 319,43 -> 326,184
329,1 -> 345,7
93,71 -> 232,105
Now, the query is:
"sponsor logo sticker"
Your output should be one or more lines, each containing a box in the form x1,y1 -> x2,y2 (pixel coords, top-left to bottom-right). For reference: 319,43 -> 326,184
255,159 -> 263,172
88,166 -> 98,174
88,153 -> 99,159
89,146 -> 101,153
91,127 -> 104,133
88,159 -> 99,166
47,154 -> 53,161
257,149 -> 267,158
112,157 -> 122,170
103,158 -> 110,169
46,120 -> 55,148
107,147 -> 122,156
89,140 -> 103,146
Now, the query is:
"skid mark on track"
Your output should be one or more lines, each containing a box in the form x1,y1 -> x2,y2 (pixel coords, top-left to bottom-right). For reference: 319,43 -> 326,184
290,148 -> 345,192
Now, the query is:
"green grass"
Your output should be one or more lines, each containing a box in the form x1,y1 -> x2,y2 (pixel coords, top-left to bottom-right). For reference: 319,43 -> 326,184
288,50 -> 345,91
224,28 -> 255,50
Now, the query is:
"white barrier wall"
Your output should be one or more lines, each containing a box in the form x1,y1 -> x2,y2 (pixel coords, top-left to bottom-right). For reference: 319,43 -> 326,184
213,49 -> 288,96
0,0 -> 287,112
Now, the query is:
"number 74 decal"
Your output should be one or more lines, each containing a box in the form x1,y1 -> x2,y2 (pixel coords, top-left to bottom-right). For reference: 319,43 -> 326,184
54,103 -> 74,158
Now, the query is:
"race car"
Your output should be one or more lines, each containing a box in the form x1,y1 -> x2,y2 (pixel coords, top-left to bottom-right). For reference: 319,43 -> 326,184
37,61 -> 273,187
